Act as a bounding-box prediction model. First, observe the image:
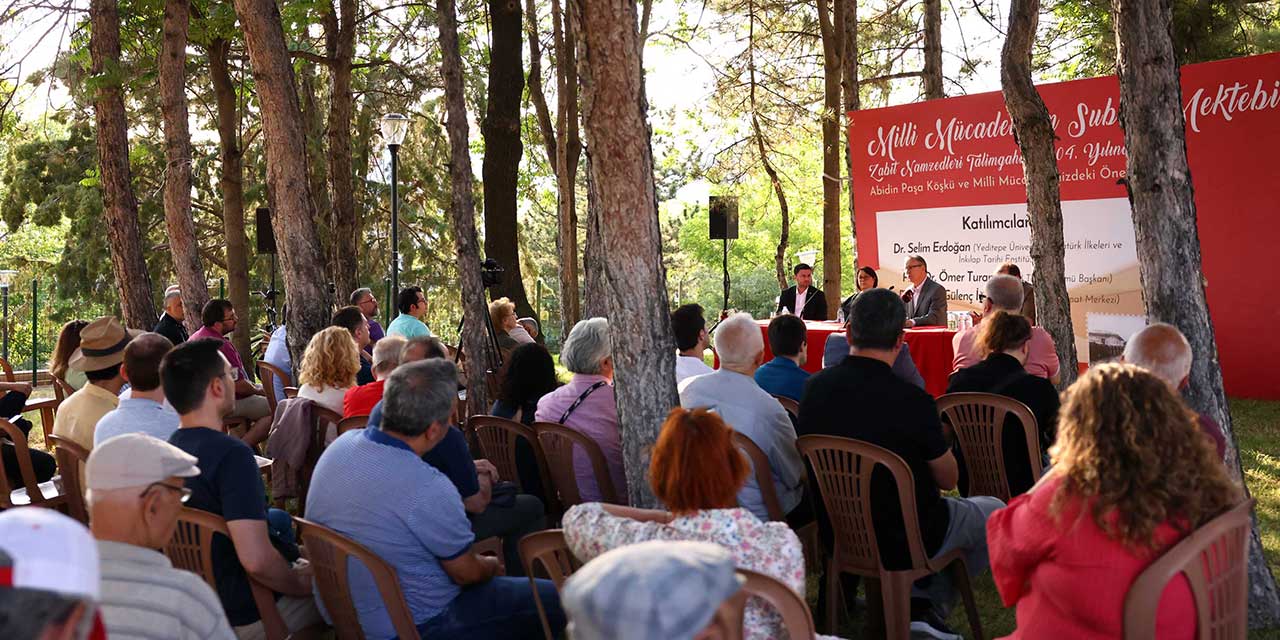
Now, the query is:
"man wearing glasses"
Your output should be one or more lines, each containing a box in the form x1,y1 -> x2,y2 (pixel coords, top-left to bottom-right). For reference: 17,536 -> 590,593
190,299 -> 272,447
902,254 -> 948,327
87,432 -> 236,639
350,287 -> 385,353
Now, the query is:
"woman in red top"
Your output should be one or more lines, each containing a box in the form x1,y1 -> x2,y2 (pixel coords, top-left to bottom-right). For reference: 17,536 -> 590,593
987,363 -> 1239,639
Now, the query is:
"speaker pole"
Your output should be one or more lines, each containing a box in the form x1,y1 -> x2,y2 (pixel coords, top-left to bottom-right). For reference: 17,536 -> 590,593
390,142 -> 401,299
722,237 -> 730,315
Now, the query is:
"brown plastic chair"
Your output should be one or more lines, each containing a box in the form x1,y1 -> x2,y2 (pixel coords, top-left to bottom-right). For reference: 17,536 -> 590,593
732,431 -> 821,572
337,415 -> 368,435
293,516 -> 419,640
283,386 -> 299,399
46,434 -> 89,524
0,357 -> 59,444
734,568 -> 817,639
534,421 -> 622,508
1123,499 -> 1255,640
469,415 -> 556,508
519,529 -> 581,640
797,434 -> 983,638
164,507 -> 291,640
772,394 -> 800,418
297,406 -> 343,515
256,361 -> 293,416
0,418 -> 66,510
936,392 -> 1042,502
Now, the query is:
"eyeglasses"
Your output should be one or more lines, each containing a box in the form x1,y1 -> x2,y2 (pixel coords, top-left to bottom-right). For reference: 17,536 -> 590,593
906,263 -> 925,271
141,482 -> 192,503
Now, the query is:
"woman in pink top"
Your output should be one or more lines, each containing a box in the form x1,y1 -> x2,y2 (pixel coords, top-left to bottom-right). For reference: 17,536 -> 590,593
987,364 -> 1239,639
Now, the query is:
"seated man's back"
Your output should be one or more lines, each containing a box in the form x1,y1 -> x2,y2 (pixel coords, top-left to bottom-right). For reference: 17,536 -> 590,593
98,538 -> 235,639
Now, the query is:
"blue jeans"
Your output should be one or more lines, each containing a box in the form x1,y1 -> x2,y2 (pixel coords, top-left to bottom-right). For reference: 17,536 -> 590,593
417,577 -> 565,640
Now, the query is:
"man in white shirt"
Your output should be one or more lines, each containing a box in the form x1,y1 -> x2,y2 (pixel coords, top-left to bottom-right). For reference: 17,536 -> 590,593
671,304 -> 713,383
777,263 -> 828,320
95,334 -> 181,446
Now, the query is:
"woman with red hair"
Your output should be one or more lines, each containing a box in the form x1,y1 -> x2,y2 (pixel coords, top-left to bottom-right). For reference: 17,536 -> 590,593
563,407 -> 813,640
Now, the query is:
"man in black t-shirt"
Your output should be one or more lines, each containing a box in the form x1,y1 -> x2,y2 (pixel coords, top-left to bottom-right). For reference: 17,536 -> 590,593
798,288 -> 1004,637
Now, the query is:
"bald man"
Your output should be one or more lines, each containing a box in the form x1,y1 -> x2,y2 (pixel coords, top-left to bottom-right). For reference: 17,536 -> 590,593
1122,323 -> 1227,459
952,275 -> 1060,384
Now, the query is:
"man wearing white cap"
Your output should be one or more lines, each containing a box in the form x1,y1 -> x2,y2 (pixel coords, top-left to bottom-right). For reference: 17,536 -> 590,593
88,433 -> 235,639
0,507 -> 104,640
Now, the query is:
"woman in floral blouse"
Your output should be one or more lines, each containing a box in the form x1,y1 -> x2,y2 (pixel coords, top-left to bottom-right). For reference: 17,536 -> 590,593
564,407 -> 831,640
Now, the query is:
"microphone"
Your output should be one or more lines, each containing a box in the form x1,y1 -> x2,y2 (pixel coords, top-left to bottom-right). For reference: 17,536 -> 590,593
901,288 -> 914,303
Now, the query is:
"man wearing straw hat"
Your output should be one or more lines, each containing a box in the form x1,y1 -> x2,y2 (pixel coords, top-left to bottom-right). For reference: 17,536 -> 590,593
53,316 -> 141,452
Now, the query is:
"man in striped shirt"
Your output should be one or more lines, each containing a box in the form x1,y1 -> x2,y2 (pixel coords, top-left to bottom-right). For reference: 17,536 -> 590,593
87,433 -> 235,640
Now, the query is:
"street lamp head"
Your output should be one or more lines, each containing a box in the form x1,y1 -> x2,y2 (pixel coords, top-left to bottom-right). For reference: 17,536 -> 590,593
381,113 -> 410,148
0,270 -> 16,289
796,250 -> 818,265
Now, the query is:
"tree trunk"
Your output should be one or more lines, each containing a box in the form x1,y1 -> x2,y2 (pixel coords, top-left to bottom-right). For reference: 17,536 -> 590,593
525,0 -> 557,165
1001,0 -> 1080,393
90,0 -> 157,330
572,0 -> 677,508
233,0 -> 330,365
816,0 -> 842,318
840,0 -> 860,252
922,0 -> 944,99
208,38 -> 253,363
1111,0 -> 1280,625
748,0 -> 789,292
299,61 -> 333,306
554,0 -> 582,339
482,0 -> 535,318
438,0 -> 496,416
581,152 -> 607,319
158,0 -> 208,333
325,0 -> 359,299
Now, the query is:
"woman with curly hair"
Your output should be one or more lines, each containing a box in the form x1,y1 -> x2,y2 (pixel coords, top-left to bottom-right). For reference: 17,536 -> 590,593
987,363 -> 1240,639
297,326 -> 361,415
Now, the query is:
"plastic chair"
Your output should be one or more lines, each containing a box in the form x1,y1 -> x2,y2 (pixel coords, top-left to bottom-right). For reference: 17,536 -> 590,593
164,508 -> 291,640
0,357 -> 59,444
469,415 -> 556,508
0,418 -> 65,510
293,516 -> 419,640
534,421 -> 622,508
297,406 -> 343,516
256,361 -> 293,416
46,434 -> 89,524
732,431 -> 821,572
772,394 -> 800,418
734,568 -> 817,640
796,434 -> 984,638
283,386 -> 299,399
519,529 -> 581,640
336,415 -> 368,435
1123,499 -> 1255,640
936,392 -> 1041,501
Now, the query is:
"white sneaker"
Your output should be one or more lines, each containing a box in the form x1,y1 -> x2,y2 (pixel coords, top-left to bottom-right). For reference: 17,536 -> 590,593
910,620 -> 963,640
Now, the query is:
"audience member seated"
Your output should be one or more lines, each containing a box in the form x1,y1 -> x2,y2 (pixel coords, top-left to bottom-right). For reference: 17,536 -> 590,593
331,306 -> 374,385
154,286 -> 189,346
349,287 -> 385,350
564,407 -> 805,640
997,263 -> 1036,325
296,326 -> 361,417
823,327 -> 926,389
952,274 -> 1059,383
1122,323 -> 1227,459
0,507 -> 103,640
0,380 -> 56,491
514,317 -> 539,343
535,318 -> 628,503
262,323 -> 291,404
87,433 -> 235,639
562,540 -> 745,640
163,339 -> 320,638
50,319 -> 91,391
386,286 -> 433,339
401,335 -> 450,363
190,299 -> 272,447
799,288 -> 1003,638
53,316 -> 138,452
680,313 -> 805,524
946,311 -> 1060,497
671,303 -> 713,383
489,297 -> 522,361
94,333 -> 180,446
491,342 -> 560,502
987,364 -> 1239,639
343,335 -> 406,418
306,359 -> 564,639
754,314 -> 810,401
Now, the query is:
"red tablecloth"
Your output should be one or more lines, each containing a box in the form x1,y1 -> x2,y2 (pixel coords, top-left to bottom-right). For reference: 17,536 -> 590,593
746,319 -> 957,397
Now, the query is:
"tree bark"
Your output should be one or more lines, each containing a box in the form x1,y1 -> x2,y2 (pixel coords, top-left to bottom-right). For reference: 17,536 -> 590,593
299,61 -> 333,306
524,0 -> 556,165
572,0 -> 677,508
208,38 -> 252,363
1001,0 -> 1080,393
840,0 -> 860,252
554,0 -> 582,339
233,0 -> 331,365
816,0 -> 842,318
581,152 -> 607,319
1111,0 -> 1280,625
922,0 -> 944,99
438,0 -> 496,416
482,0 -> 535,318
324,0 -> 359,299
90,0 -> 157,330
158,0 -> 209,333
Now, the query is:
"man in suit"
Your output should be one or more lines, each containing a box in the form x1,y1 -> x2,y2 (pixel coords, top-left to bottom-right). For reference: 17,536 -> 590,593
902,254 -> 947,327
777,263 -> 828,320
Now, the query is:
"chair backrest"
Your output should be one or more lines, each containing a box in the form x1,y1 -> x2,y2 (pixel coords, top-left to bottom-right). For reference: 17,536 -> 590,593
731,431 -> 785,521
165,508 -> 289,640
0,418 -> 58,508
46,433 -> 89,524
283,386 -> 299,399
52,376 -> 76,403
736,568 -> 817,639
256,361 -> 292,416
796,434 -> 931,574
468,415 -> 549,494
936,392 -> 1041,502
294,517 -> 419,640
1123,499 -> 1255,640
772,395 -> 800,418
518,529 -> 580,640
534,421 -> 621,507
337,415 -> 368,435
299,406 -> 343,515
0,356 -> 13,382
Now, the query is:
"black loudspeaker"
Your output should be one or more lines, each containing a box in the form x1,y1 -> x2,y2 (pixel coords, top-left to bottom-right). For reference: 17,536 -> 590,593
709,196 -> 739,240
256,207 -> 276,255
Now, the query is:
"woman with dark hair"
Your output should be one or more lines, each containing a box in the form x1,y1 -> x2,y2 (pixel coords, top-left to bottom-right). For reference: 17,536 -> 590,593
49,319 -> 90,390
491,342 -> 561,504
837,266 -> 878,323
988,364 -> 1240,638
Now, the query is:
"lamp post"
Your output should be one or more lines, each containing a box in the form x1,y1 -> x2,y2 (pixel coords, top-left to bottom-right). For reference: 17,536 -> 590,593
381,113 -> 410,300
0,270 -> 15,362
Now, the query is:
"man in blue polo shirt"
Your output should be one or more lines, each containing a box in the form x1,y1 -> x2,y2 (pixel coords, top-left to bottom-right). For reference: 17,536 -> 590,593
754,314 -> 811,402
305,359 -> 564,640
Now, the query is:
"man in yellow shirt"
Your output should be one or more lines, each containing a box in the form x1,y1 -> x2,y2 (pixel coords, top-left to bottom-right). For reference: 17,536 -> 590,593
52,316 -> 140,451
